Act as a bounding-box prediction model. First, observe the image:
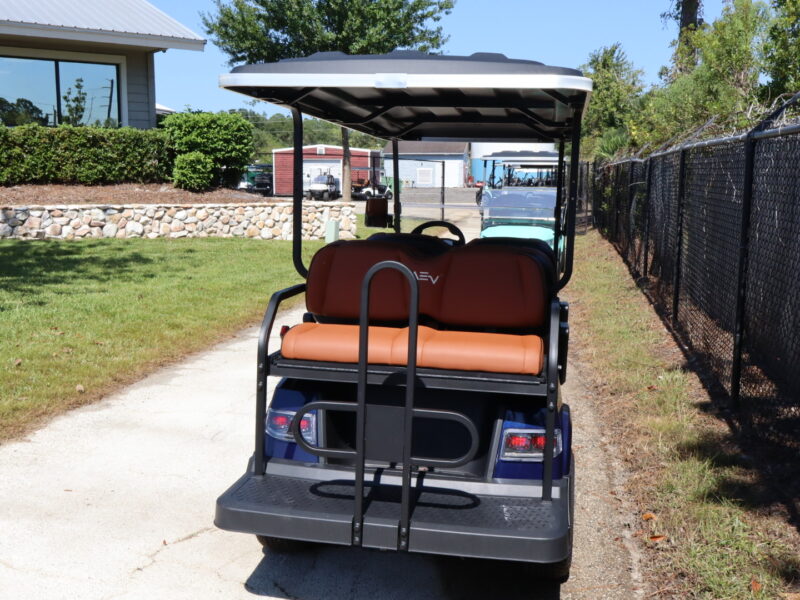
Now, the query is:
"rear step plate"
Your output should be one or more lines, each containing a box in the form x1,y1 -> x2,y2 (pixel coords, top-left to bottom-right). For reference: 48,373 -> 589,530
216,471 -> 571,563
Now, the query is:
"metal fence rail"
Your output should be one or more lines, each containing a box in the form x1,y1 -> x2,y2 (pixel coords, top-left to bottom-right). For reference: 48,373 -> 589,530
588,94 -> 800,452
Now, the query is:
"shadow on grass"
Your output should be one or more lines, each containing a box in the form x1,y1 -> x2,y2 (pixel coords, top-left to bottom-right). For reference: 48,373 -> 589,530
0,240 -> 166,305
676,429 -> 800,587
602,233 -> 800,588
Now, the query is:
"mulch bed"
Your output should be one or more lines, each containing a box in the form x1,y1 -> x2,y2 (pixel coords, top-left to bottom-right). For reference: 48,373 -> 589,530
0,184 -> 281,206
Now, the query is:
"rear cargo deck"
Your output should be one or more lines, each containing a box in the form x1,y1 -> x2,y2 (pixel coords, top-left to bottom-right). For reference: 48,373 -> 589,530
216,469 -> 572,563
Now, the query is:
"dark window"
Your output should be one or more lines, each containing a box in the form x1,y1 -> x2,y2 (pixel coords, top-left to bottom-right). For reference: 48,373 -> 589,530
0,55 -> 120,127
0,56 -> 57,126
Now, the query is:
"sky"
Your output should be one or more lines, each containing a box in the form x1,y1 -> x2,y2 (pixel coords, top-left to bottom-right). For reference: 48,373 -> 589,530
150,0 -> 726,116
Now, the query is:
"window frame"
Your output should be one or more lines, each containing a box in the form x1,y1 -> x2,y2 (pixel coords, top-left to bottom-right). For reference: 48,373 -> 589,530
0,45 -> 128,126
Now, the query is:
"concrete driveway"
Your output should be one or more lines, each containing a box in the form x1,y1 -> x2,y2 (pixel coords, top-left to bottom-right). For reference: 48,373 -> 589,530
0,301 -> 638,599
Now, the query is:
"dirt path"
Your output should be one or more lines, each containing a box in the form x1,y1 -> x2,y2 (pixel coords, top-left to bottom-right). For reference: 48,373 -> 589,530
0,302 -> 641,599
559,363 -> 644,599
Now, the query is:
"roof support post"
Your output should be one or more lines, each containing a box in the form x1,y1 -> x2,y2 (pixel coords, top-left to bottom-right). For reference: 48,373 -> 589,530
440,160 -> 445,221
558,115 -> 581,289
392,138 -> 401,232
290,107 -> 308,277
553,138 -> 565,267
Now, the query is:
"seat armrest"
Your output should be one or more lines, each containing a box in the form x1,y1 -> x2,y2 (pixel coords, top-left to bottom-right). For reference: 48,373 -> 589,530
547,298 -> 562,390
258,283 -> 307,364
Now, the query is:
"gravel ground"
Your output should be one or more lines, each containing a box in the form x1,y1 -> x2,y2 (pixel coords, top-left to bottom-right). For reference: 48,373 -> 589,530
559,363 -> 645,599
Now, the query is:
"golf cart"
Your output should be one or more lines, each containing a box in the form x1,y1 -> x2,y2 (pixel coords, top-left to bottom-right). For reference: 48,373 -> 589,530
306,172 -> 340,200
479,150 -> 564,251
238,163 -> 273,196
351,166 -> 393,202
216,51 -> 591,580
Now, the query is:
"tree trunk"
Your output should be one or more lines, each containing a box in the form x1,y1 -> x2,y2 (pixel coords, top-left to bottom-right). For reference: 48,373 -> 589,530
675,0 -> 702,74
341,127 -> 351,202
679,0 -> 700,31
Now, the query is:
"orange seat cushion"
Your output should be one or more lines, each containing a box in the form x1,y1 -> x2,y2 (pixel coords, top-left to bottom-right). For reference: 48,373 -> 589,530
281,323 -> 544,376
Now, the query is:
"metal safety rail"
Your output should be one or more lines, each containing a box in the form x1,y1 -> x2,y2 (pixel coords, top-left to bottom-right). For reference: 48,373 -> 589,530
290,260 -> 479,550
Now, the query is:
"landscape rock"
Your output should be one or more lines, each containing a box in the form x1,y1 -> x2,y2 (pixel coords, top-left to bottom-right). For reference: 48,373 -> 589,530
125,221 -> 144,237
0,201 -> 357,242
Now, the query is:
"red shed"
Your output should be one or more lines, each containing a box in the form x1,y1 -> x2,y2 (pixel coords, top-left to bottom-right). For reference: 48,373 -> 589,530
272,144 -> 381,196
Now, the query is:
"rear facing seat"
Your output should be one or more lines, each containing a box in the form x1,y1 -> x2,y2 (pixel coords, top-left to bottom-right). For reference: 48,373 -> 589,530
280,239 -> 553,376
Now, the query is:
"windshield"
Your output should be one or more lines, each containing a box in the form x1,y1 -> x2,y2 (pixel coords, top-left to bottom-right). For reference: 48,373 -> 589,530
480,187 -> 557,221
312,175 -> 328,183
504,166 -> 557,187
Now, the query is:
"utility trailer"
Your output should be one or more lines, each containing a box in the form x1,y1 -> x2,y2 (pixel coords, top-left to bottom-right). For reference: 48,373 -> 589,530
216,51 -> 591,581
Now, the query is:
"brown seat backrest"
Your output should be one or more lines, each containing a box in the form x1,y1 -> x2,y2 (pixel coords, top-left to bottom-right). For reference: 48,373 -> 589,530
305,240 -> 552,330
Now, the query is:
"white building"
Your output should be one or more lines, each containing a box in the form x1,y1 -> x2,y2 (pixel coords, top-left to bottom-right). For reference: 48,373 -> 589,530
382,141 -> 468,188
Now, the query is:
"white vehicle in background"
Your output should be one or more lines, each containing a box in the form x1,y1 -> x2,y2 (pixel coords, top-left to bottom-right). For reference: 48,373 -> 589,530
306,173 -> 340,200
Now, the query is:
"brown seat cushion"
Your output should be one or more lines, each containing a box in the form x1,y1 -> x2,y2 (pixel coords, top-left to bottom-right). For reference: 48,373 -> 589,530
305,240 -> 552,330
281,322 -> 544,375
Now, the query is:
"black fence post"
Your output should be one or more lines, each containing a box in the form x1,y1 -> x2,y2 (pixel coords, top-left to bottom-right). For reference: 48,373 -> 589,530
672,148 -> 688,325
730,135 -> 757,409
626,160 -> 635,263
729,91 -> 800,408
614,164 -> 621,241
642,159 -> 653,278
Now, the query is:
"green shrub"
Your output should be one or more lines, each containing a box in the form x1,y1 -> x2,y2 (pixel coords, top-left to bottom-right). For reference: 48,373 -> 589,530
0,124 -> 172,185
0,111 -> 253,188
161,112 -> 253,186
172,151 -> 214,192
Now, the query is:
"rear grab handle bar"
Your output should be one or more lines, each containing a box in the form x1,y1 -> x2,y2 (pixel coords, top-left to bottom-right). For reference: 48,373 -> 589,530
290,400 -> 480,469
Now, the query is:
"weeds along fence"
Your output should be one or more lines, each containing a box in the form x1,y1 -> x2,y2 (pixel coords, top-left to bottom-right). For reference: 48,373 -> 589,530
589,95 -> 800,452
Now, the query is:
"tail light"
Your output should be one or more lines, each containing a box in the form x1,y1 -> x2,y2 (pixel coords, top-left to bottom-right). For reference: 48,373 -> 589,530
501,428 -> 561,462
266,409 -> 316,445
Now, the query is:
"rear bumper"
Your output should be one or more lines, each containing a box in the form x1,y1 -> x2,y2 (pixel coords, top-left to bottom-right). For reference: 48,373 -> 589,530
215,469 -> 572,564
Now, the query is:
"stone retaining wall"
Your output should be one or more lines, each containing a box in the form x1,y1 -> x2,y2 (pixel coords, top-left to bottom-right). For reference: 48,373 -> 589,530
0,201 -> 356,241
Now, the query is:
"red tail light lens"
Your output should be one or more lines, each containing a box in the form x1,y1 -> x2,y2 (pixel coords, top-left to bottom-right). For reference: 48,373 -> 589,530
506,434 -> 532,451
266,409 -> 316,444
501,429 -> 562,461
270,414 -> 291,429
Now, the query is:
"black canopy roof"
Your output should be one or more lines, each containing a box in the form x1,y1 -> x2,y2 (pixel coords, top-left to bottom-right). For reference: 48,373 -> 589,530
219,51 -> 592,142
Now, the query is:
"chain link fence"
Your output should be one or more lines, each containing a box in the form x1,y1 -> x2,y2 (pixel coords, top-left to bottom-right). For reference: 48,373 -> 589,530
588,98 -> 800,455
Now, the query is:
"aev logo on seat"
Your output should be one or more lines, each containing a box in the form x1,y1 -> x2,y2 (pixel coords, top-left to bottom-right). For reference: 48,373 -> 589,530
413,271 -> 440,284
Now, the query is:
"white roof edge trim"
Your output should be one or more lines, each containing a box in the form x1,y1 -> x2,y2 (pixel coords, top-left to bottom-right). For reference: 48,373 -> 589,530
0,21 -> 205,51
219,72 -> 592,93
272,145 -> 378,153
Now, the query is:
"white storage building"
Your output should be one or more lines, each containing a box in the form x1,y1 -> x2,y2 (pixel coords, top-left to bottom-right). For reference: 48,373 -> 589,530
382,141 -> 468,188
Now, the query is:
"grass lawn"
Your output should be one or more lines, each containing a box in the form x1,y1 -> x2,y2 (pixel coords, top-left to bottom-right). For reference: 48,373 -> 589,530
0,238 -> 321,440
567,231 -> 799,599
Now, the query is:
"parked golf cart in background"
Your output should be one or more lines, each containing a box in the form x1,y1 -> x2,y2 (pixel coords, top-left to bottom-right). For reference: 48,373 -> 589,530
216,51 -> 591,582
305,172 -> 340,200
351,166 -> 393,202
478,151 -> 566,267
238,163 -> 273,196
